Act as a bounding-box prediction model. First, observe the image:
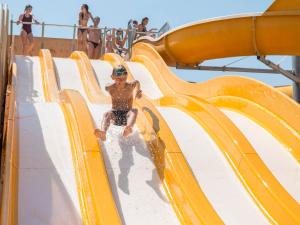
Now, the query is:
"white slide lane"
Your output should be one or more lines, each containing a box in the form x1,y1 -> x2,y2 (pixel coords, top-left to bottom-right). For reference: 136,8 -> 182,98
222,109 -> 300,203
125,61 -> 270,225
56,59 -> 180,225
15,56 -> 82,224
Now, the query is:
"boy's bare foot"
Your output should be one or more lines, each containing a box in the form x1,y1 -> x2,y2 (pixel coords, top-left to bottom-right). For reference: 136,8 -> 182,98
94,129 -> 107,141
122,126 -> 133,137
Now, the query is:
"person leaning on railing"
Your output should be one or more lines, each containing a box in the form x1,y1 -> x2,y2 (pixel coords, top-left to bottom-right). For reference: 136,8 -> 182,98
16,5 -> 40,55
137,17 -> 157,39
112,28 -> 129,57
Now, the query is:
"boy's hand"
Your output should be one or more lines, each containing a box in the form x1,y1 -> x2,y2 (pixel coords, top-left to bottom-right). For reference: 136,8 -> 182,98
135,90 -> 142,99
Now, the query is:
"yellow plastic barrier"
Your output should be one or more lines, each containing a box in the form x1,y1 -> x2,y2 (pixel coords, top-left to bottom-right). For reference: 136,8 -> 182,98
71,51 -> 109,104
39,49 -> 60,102
59,90 -> 122,225
0,62 -> 18,225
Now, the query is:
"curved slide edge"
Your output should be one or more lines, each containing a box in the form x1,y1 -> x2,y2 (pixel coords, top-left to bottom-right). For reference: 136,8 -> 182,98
275,85 -> 292,97
157,94 -> 300,225
135,1 -> 300,66
135,96 -> 224,225
59,90 -> 122,225
103,53 -> 224,224
0,61 -> 18,225
131,42 -> 300,162
39,49 -> 60,102
208,95 -> 300,163
71,51 -> 109,104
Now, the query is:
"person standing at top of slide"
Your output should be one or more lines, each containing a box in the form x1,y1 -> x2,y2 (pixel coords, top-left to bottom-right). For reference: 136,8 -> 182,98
137,17 -> 157,39
87,16 -> 102,59
77,4 -> 94,51
17,5 -> 40,55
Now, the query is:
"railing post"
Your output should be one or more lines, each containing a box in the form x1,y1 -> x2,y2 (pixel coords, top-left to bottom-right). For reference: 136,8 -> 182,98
292,56 -> 300,103
41,22 -> 45,49
72,24 -> 76,51
101,26 -> 107,56
10,19 -> 13,45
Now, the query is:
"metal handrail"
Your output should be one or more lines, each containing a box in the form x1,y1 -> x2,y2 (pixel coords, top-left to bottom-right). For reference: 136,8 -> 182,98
10,19 -> 162,57
11,21 -> 159,33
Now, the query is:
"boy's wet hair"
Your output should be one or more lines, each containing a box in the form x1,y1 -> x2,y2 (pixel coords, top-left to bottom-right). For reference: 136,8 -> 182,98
94,16 -> 100,21
113,65 -> 127,77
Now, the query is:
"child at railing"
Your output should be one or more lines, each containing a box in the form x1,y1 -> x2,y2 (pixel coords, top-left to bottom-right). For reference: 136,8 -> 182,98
17,5 -> 40,55
94,65 -> 142,141
137,17 -> 157,39
113,28 -> 128,57
87,17 -> 102,59
77,4 -> 94,52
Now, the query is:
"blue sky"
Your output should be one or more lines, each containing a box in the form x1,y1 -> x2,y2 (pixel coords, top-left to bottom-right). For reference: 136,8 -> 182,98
2,0 -> 293,86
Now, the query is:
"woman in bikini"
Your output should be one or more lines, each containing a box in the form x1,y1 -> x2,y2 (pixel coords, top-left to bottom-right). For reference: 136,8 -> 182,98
87,17 -> 102,59
77,4 -> 94,51
17,5 -> 40,55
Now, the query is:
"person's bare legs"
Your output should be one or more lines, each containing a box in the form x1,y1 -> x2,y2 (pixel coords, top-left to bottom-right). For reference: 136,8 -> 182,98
77,30 -> 87,51
94,44 -> 101,59
87,42 -> 94,58
123,108 -> 138,137
20,30 -> 28,55
27,33 -> 34,56
94,111 -> 114,141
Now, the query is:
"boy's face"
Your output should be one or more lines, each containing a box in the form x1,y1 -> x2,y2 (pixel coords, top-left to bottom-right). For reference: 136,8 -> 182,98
112,75 -> 127,85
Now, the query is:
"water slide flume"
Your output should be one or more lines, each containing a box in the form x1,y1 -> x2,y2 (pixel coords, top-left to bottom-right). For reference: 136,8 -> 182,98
105,52 -> 300,224
131,42 -> 300,164
39,49 -> 122,225
135,0 -> 300,66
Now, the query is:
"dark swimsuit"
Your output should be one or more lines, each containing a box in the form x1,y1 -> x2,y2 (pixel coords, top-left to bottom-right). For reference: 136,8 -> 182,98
88,40 -> 99,48
78,28 -> 87,34
112,110 -> 129,126
22,14 -> 33,34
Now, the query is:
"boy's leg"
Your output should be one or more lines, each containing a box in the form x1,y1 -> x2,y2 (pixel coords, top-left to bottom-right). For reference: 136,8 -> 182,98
94,110 -> 114,141
123,108 -> 138,137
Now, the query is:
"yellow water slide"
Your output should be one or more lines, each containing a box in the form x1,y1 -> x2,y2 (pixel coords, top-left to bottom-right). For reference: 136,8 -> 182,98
1,0 -> 300,224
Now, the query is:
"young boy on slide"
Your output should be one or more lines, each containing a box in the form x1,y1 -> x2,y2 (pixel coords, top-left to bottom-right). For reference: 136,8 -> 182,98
94,65 -> 142,141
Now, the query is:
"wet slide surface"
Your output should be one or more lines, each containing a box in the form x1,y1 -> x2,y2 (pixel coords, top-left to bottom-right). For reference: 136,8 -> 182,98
15,56 -> 82,224
122,61 -> 270,224
54,58 -> 180,225
222,109 -> 300,203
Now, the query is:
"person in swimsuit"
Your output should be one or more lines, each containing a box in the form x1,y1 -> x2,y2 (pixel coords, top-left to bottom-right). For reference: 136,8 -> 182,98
77,4 -> 94,51
87,17 -> 101,59
137,17 -> 157,39
113,28 -> 128,57
16,5 -> 40,55
94,65 -> 142,141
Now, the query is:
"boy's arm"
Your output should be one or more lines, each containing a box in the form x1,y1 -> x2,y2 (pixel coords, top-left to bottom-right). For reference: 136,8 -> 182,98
105,83 -> 113,93
131,80 -> 142,99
